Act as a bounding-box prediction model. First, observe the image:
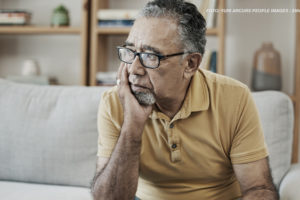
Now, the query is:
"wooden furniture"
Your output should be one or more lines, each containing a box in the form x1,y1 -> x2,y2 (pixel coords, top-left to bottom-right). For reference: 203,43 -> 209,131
0,0 -> 90,86
89,0 -> 226,86
292,0 -> 300,163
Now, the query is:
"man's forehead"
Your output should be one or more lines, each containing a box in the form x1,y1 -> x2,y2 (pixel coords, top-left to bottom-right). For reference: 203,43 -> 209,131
126,17 -> 181,52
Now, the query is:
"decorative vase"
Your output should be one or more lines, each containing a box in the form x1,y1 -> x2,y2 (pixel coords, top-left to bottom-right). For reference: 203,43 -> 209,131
251,42 -> 282,91
22,59 -> 40,76
51,5 -> 70,26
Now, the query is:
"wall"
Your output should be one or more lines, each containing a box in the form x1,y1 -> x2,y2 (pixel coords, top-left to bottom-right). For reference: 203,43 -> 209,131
226,0 -> 296,95
224,0 -> 298,161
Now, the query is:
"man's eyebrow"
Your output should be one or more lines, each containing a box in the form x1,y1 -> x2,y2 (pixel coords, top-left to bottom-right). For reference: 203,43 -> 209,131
142,45 -> 161,55
123,41 -> 162,54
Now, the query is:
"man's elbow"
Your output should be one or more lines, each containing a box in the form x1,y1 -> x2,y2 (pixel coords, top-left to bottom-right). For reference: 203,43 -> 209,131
90,172 -> 103,200
242,184 -> 279,200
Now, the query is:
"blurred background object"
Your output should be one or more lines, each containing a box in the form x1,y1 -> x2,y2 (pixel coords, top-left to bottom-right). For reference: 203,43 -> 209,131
21,59 -> 40,76
252,42 -> 282,91
0,9 -> 31,25
51,5 -> 70,26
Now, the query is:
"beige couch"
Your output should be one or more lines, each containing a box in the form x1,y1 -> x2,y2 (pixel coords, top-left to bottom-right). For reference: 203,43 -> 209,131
0,79 -> 299,199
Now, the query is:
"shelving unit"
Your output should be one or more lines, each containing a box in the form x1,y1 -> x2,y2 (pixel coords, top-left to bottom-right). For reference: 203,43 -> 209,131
0,26 -> 81,34
216,0 -> 225,75
89,0 -> 226,86
96,27 -> 220,35
292,0 -> 300,163
0,0 -> 90,85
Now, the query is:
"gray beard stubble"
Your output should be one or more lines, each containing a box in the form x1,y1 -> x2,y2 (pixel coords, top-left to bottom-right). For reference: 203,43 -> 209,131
133,91 -> 156,106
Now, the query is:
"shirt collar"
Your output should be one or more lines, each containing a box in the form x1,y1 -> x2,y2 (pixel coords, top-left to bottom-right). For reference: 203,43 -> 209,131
150,69 -> 210,121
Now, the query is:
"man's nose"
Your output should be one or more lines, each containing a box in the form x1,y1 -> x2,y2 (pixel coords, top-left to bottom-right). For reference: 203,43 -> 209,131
128,56 -> 146,76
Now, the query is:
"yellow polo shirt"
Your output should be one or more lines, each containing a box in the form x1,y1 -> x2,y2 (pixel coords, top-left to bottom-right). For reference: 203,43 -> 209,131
97,69 -> 268,200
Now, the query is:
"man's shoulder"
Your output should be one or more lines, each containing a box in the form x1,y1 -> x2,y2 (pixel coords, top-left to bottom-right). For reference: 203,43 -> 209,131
100,86 -> 122,112
200,69 -> 249,92
198,69 -> 251,109
101,86 -> 120,104
99,86 -> 123,122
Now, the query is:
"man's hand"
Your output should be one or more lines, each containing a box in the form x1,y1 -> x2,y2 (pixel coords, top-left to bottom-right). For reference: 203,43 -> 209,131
117,63 -> 153,129
91,63 -> 151,200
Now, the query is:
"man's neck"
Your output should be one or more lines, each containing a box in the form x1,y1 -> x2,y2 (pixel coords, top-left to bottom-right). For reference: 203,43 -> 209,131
155,80 -> 191,119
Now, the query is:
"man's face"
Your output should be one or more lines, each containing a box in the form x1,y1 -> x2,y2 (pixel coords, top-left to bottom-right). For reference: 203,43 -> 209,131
124,17 -> 187,105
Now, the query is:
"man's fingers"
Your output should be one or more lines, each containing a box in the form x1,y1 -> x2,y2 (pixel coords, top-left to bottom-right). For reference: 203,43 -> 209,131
121,64 -> 129,84
117,63 -> 131,94
117,62 -> 125,86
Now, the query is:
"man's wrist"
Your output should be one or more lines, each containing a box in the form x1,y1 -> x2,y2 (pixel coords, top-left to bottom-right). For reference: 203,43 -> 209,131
123,116 -> 147,130
122,118 -> 146,141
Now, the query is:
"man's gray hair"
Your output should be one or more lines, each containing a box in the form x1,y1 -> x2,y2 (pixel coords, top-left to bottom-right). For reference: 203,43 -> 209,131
139,0 -> 207,55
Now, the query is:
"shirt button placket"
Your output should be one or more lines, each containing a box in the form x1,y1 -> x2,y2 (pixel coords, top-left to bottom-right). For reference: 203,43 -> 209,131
171,143 -> 177,149
170,123 -> 177,151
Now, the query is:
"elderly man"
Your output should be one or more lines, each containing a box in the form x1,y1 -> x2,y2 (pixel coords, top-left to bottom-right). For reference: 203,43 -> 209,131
91,0 -> 278,199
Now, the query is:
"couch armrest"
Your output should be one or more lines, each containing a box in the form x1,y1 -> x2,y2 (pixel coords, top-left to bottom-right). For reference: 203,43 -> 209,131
279,163 -> 300,200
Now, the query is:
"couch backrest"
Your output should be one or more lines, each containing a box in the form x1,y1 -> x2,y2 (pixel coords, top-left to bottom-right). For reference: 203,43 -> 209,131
252,91 -> 294,187
0,79 -> 294,188
0,79 -> 112,187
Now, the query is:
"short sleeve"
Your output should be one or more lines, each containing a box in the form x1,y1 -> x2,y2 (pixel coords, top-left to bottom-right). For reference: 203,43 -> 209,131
97,89 -> 122,157
230,87 -> 268,164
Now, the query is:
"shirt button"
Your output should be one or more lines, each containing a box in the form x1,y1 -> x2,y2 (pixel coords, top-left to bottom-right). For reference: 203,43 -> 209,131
171,144 -> 177,149
169,123 -> 174,128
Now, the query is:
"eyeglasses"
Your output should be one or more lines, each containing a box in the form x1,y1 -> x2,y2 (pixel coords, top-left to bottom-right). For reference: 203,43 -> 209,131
117,46 -> 186,69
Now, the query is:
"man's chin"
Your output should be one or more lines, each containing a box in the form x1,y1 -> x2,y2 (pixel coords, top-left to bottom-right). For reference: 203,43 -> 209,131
132,91 -> 156,106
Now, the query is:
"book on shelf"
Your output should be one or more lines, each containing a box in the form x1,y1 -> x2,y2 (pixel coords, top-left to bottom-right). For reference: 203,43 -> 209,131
210,51 -> 217,73
0,9 -> 31,25
98,19 -> 134,27
98,9 -> 139,20
96,71 -> 117,85
98,9 -> 138,27
199,50 -> 217,73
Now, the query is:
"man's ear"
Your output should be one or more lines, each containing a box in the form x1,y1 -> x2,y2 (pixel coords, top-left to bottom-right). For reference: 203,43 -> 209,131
184,53 -> 202,77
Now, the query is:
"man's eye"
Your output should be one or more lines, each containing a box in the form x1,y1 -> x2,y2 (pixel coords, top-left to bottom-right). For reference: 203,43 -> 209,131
145,54 -> 157,60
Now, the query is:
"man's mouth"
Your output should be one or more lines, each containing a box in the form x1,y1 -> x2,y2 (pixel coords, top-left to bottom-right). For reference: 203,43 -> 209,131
130,84 -> 150,92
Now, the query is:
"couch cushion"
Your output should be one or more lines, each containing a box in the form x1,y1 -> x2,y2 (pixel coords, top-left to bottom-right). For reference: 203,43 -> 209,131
252,91 -> 294,187
0,181 -> 92,200
0,79 -> 111,187
279,163 -> 300,200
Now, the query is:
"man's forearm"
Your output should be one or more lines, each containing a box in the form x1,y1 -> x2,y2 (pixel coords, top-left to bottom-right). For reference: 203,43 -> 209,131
91,120 -> 144,200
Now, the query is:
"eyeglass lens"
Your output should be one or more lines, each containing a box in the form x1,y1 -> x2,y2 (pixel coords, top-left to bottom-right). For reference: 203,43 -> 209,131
118,48 -> 159,68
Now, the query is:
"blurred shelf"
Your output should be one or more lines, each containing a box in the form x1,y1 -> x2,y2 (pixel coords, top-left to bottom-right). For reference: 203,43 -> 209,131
289,95 -> 297,102
97,26 -> 131,35
97,83 -> 116,86
96,26 -> 218,36
0,26 -> 82,34
206,28 -> 218,36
